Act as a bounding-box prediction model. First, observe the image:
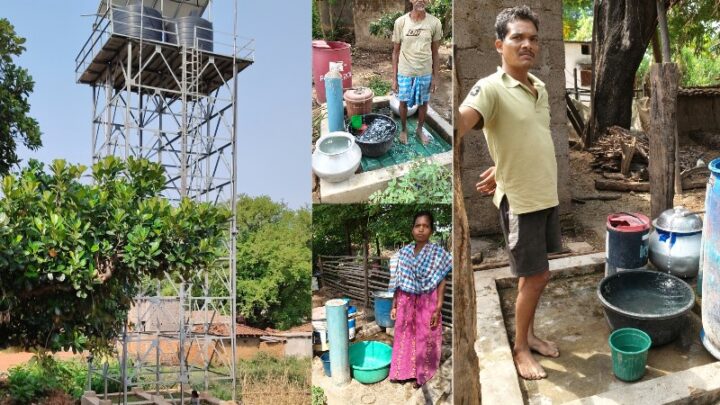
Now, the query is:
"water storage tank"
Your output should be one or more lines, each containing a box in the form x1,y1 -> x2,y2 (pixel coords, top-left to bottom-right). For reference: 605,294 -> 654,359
165,16 -> 214,52
112,4 -> 163,42
702,158 -> 720,359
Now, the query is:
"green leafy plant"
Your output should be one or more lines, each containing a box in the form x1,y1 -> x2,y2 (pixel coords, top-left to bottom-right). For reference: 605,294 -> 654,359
233,196 -> 311,329
6,357 -> 121,401
311,386 -> 327,405
0,18 -> 42,175
369,11 -> 403,39
367,75 -> 392,97
369,159 -> 451,204
0,157 -> 229,354
369,0 -> 452,40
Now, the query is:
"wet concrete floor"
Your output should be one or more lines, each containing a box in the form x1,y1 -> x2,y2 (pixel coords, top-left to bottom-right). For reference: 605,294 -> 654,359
499,272 -> 715,404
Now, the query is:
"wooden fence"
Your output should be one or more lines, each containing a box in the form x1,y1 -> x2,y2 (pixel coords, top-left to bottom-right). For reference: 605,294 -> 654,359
317,255 -> 452,327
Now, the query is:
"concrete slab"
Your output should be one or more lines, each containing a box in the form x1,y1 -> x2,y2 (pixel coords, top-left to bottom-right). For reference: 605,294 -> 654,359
474,277 -> 524,405
473,252 -> 720,404
498,272 -> 716,404
474,252 -> 606,286
316,97 -> 452,203
564,362 -> 720,405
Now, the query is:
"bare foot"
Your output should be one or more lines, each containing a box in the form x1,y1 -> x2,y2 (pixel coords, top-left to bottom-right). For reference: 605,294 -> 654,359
529,335 -> 560,358
399,130 -> 408,144
513,348 -> 547,380
416,126 -> 429,145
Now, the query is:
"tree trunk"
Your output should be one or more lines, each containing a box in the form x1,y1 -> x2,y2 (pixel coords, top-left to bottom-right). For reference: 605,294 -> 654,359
649,63 -> 680,219
583,0 -> 661,146
452,54 -> 481,404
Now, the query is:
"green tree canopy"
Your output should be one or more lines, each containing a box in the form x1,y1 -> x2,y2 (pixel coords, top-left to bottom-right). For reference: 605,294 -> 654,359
0,18 -> 42,175
234,196 -> 311,330
0,157 -> 229,354
312,204 -> 451,262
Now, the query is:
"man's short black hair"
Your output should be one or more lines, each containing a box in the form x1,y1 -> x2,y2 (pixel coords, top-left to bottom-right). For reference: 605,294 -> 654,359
495,6 -> 540,40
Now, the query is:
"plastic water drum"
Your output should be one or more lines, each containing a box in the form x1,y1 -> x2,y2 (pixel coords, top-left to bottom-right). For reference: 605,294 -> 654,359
373,290 -> 395,328
312,41 -> 352,103
606,213 -> 650,276
311,306 -> 329,351
112,4 -> 163,41
702,158 -> 720,359
348,305 -> 357,339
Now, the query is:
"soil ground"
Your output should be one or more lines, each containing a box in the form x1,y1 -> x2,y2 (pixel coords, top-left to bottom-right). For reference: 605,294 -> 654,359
348,45 -> 453,123
0,349 -> 82,373
312,288 -> 452,404
312,45 -> 452,124
499,272 -> 714,404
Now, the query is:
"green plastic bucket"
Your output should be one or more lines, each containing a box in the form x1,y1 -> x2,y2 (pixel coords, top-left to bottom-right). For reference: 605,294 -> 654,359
609,328 -> 652,381
348,341 -> 392,384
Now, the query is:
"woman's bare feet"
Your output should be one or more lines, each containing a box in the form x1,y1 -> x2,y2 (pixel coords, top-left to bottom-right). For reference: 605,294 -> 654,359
399,130 -> 408,144
529,334 -> 560,358
513,347 -> 547,380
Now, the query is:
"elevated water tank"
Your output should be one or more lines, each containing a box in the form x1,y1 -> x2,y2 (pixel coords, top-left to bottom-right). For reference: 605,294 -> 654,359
165,16 -> 213,52
112,4 -> 163,42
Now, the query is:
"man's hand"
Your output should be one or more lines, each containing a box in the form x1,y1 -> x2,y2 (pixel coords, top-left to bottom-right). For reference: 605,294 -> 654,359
390,307 -> 397,320
430,75 -> 437,93
476,166 -> 497,195
392,79 -> 398,94
430,307 -> 441,328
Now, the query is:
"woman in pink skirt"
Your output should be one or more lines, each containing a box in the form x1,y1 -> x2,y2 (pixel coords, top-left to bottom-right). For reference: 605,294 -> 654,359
388,211 -> 451,387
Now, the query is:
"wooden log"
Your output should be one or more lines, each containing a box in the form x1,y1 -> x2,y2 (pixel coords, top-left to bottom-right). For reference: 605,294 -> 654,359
595,179 -> 650,192
603,172 -> 626,180
648,63 -> 679,219
572,193 -> 622,202
452,60 -> 481,403
620,137 -> 637,177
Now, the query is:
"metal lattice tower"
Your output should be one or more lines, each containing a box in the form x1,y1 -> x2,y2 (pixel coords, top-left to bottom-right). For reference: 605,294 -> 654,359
75,0 -> 253,402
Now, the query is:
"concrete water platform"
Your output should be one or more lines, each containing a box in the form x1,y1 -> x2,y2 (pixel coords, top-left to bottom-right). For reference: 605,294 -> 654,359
474,253 -> 720,405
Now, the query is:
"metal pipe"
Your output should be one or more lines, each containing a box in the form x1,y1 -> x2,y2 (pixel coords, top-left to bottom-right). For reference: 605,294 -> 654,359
326,299 -> 350,385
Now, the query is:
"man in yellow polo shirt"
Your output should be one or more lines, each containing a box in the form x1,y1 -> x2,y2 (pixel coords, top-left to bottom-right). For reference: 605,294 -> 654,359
457,6 -> 561,380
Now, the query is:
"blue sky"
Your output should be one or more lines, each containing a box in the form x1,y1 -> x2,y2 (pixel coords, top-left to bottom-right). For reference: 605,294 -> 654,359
2,1 -> 310,209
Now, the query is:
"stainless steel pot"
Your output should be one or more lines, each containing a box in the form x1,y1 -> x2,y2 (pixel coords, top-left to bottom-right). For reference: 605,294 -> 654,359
649,206 -> 703,278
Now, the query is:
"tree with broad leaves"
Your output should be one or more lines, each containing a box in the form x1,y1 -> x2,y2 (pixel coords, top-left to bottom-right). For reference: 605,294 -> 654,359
233,195 -> 312,330
0,18 -> 42,175
0,157 -> 229,354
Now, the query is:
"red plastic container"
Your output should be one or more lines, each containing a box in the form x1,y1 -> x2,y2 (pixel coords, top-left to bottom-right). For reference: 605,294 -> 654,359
312,40 -> 352,103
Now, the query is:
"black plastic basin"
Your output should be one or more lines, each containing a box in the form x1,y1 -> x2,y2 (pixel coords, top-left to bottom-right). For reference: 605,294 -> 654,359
597,269 -> 695,346
346,114 -> 397,157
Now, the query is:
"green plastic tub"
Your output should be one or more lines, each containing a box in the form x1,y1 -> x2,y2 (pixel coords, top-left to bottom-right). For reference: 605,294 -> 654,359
348,341 -> 392,384
609,327 -> 652,381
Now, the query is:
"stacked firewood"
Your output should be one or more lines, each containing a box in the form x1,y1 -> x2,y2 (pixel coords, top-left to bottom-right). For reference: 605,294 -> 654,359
587,126 -> 649,178
588,126 -> 714,192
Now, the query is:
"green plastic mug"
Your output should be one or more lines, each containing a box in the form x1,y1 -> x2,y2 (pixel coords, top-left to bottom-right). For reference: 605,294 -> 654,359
351,115 -> 362,129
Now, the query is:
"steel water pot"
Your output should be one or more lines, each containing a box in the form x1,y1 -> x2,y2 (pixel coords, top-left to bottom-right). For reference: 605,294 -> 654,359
648,206 -> 703,278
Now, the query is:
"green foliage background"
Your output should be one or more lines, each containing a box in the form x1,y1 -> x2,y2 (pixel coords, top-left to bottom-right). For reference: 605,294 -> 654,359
563,0 -> 720,86
234,195 -> 311,329
312,203 -> 451,267
0,18 -> 42,175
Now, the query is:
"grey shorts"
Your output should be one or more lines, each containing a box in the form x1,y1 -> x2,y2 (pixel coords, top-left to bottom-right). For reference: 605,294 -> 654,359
499,196 -> 562,277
